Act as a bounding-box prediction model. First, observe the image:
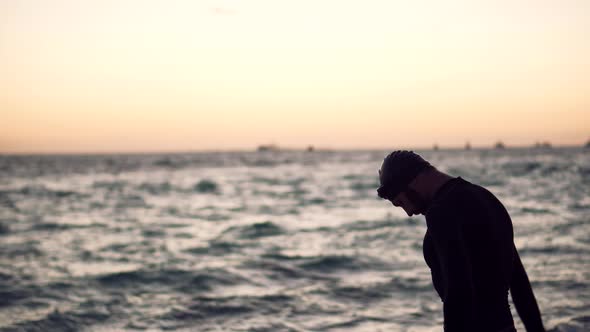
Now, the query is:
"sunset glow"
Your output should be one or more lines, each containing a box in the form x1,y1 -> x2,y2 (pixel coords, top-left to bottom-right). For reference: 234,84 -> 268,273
1,0 -> 589,153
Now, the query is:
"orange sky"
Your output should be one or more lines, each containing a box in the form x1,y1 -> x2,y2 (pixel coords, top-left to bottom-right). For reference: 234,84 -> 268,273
1,0 -> 589,153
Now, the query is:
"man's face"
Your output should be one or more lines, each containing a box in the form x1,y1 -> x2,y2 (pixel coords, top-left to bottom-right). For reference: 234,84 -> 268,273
388,187 -> 429,216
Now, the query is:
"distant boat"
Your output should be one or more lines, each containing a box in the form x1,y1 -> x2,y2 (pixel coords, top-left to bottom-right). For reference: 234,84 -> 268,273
494,141 -> 506,149
306,145 -> 315,152
465,142 -> 471,150
585,140 -> 590,148
534,141 -> 552,149
257,144 -> 279,152
433,144 -> 439,151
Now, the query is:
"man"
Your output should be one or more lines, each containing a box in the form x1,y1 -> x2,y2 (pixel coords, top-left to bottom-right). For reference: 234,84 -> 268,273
377,150 -> 545,332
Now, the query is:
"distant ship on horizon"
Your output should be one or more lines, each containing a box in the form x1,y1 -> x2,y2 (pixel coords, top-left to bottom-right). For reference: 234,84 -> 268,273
257,144 -> 280,152
494,141 -> 506,149
256,144 -> 317,152
534,141 -> 553,149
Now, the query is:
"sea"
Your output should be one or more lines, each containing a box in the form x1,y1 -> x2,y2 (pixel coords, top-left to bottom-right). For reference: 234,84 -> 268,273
0,148 -> 588,332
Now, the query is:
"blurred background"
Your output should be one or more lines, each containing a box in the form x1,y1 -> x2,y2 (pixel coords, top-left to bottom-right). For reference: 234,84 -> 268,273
0,0 -> 589,331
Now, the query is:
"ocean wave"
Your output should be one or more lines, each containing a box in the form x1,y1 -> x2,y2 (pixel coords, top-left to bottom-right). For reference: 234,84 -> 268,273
263,252 -> 397,273
299,197 -> 326,206
502,161 -> 542,177
389,275 -> 434,292
298,218 -> 405,235
92,180 -> 127,191
546,315 -> 590,332
256,204 -> 301,216
0,288 -> 32,307
251,176 -> 306,188
252,177 -> 282,185
297,255 -> 388,273
158,293 -> 294,325
577,166 -> 590,179
0,222 -> 9,235
30,222 -> 105,232
0,310 -> 81,332
0,279 -> 74,312
540,164 -> 572,176
153,157 -> 181,168
477,178 -> 506,187
236,322 -> 303,332
313,275 -> 431,301
551,218 -> 587,234
193,180 -> 219,194
185,241 -> 244,256
218,221 -> 286,240
519,244 -> 588,256
162,205 -> 231,221
568,202 -> 590,211
533,279 -> 588,292
188,271 -> 248,288
520,207 -> 554,215
162,206 -> 200,219
0,241 -> 43,258
315,315 -> 389,330
96,268 -> 249,294
141,228 -> 166,237
350,180 -> 379,192
137,181 -> 174,195
0,271 -> 16,287
251,187 -> 309,200
114,195 -> 150,209
315,283 -> 393,303
1,186 -> 85,201
0,306 -> 110,332
342,174 -> 365,181
199,213 -> 232,221
343,219 -> 400,231
241,259 -> 333,282
0,192 -> 17,212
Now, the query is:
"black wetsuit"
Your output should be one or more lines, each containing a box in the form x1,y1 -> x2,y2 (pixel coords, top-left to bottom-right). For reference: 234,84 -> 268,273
423,177 -> 545,332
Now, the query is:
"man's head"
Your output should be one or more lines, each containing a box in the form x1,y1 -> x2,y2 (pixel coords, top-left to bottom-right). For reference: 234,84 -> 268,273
377,150 -> 433,216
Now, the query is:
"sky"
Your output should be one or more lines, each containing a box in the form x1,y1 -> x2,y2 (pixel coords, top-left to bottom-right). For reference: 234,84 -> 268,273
1,0 -> 589,153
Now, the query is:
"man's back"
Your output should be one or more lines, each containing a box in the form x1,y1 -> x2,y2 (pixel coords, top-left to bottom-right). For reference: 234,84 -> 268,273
424,177 -> 516,331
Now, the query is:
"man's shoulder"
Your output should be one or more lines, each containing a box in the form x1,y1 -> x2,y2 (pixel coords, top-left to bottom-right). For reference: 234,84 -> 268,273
425,178 -> 492,226
431,178 -> 494,207
427,178 -> 472,213
426,177 -> 508,231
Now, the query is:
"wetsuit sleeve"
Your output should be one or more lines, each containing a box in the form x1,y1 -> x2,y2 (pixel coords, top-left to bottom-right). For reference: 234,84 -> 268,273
427,210 -> 476,331
510,246 -> 545,332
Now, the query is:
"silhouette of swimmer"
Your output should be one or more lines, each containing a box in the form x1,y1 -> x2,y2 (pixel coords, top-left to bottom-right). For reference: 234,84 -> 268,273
377,151 -> 545,332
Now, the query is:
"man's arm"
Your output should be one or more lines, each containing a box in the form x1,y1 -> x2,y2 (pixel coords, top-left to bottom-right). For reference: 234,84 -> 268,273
427,210 -> 476,331
510,246 -> 545,332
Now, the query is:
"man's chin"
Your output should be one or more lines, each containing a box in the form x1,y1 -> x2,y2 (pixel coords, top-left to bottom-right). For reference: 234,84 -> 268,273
406,208 -> 425,217
413,209 -> 426,216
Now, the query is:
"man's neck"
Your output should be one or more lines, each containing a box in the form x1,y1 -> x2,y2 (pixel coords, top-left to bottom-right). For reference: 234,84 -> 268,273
410,169 -> 455,202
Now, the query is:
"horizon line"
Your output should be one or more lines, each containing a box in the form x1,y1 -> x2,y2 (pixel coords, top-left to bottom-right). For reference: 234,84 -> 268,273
0,143 -> 587,156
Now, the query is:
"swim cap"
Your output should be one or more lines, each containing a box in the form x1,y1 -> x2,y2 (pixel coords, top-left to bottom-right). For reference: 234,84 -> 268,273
377,150 -> 432,199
